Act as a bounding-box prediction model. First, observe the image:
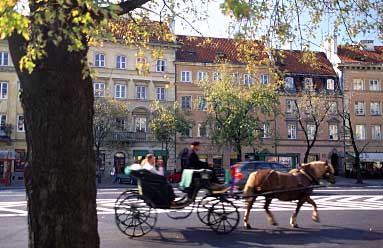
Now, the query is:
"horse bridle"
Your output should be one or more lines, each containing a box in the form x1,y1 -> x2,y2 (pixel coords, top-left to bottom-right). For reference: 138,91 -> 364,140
299,167 -> 320,185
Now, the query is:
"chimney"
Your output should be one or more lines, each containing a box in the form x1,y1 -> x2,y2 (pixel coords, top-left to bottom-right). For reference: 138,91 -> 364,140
360,40 -> 375,51
281,40 -> 293,50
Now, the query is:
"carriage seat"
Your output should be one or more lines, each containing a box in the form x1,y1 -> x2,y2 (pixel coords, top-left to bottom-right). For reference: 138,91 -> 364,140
179,169 -> 212,191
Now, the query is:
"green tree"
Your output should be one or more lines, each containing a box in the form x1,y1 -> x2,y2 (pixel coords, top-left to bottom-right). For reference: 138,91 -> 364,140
150,101 -> 190,171
93,97 -> 126,181
199,70 -> 278,161
0,1 -> 171,247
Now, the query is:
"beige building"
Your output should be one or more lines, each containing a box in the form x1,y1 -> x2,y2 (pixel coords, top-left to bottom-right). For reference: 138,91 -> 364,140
328,40 -> 383,177
0,39 -> 27,185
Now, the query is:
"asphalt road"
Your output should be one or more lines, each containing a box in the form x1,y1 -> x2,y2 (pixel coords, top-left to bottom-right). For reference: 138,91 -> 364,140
0,186 -> 382,248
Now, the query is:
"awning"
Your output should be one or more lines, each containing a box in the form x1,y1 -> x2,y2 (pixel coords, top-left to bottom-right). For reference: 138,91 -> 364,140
133,150 -> 149,157
153,150 -> 167,156
360,153 -> 383,162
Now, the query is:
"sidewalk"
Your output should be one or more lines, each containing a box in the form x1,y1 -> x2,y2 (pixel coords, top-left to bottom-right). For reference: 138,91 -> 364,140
1,176 -> 383,190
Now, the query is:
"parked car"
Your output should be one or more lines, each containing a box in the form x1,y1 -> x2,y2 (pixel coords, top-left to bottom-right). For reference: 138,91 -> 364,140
233,161 -> 290,189
167,171 -> 182,183
116,173 -> 137,185
214,168 -> 226,183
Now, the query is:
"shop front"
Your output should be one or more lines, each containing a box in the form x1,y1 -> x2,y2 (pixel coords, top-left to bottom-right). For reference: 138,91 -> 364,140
345,152 -> 383,178
0,150 -> 16,186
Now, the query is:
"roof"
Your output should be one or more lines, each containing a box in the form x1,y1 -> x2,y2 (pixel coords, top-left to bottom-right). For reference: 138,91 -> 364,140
108,18 -> 174,44
175,35 -> 336,76
337,45 -> 383,64
176,35 -> 266,64
275,50 -> 337,76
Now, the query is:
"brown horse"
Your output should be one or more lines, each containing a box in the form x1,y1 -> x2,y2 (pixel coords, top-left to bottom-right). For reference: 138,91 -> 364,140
243,160 -> 335,229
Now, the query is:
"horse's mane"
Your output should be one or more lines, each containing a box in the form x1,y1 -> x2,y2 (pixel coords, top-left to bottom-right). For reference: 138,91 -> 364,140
300,160 -> 334,174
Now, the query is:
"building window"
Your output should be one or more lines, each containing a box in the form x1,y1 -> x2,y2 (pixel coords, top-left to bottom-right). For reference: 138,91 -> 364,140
213,72 -> 221,81
198,123 -> 208,137
181,71 -> 191,82
181,96 -> 192,110
116,55 -> 126,69
156,59 -> 166,72
136,86 -> 147,100
16,115 -> 25,132
135,117 -> 147,132
304,78 -> 314,91
181,127 -> 192,137
260,74 -> 269,85
307,124 -> 315,140
0,82 -> 8,99
115,84 -> 126,99
329,124 -> 338,140
328,101 -> 338,114
93,82 -> 105,97
115,118 -> 126,131
355,125 -> 366,140
353,79 -> 364,91
95,53 -> 105,67
285,77 -> 294,89
0,51 -> 9,66
369,80 -> 381,91
262,123 -> 270,138
287,123 -> 297,139
197,96 -> 207,111
286,99 -> 297,113
0,115 -> 7,136
243,74 -> 253,85
354,101 -> 365,115
232,72 -> 239,83
372,125 -> 382,140
197,71 -> 208,81
156,87 -> 165,101
18,82 -> 22,101
327,79 -> 335,90
371,102 -> 381,116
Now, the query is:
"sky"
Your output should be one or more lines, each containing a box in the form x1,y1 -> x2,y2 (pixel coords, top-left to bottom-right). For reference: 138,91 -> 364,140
171,0 -> 382,50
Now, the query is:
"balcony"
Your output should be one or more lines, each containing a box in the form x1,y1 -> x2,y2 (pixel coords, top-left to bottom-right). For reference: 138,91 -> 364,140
106,131 -> 157,143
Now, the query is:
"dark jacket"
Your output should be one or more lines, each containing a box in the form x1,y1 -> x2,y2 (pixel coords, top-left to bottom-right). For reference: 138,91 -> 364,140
186,149 -> 209,169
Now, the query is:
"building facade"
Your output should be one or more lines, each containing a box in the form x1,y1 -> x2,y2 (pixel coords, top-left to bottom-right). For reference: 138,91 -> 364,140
330,40 -> 383,177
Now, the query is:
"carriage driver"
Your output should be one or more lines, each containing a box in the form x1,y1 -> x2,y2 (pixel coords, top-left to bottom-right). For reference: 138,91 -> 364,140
186,141 -> 225,190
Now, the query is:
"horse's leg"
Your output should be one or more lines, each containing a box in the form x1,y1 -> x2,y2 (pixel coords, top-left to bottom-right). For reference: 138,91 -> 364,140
307,197 -> 319,222
264,197 -> 278,226
290,198 -> 305,228
243,197 -> 256,229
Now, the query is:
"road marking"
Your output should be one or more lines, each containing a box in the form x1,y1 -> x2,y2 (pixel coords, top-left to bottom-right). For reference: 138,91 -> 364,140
1,194 -> 383,217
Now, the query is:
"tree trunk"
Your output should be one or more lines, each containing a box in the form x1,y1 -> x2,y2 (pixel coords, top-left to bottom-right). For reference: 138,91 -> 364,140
9,37 -> 99,247
355,153 -> 363,184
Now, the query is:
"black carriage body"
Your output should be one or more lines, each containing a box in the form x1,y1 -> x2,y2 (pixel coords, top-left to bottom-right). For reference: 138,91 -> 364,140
130,170 -> 172,208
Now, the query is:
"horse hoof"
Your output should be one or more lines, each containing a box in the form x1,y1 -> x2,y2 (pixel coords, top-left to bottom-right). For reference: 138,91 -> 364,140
312,216 -> 320,223
271,222 -> 278,226
290,224 -> 299,228
244,223 -> 252,230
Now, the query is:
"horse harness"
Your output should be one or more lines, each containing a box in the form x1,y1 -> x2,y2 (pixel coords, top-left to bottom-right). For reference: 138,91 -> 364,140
297,168 -> 319,185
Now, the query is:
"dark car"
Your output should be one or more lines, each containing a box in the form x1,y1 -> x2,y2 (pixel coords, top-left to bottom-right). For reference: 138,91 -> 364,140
233,161 -> 290,189
116,173 -> 137,185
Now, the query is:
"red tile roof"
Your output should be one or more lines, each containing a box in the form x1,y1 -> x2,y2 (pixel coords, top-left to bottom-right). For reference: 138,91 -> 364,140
276,50 -> 337,76
176,35 -> 336,76
337,45 -> 383,64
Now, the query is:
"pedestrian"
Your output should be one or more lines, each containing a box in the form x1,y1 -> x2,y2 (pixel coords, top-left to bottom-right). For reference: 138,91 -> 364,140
111,166 -> 117,183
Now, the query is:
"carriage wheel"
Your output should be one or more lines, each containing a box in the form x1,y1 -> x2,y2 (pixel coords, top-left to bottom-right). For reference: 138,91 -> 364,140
114,192 -> 157,237
207,199 -> 239,234
197,196 -> 221,225
114,190 -> 138,208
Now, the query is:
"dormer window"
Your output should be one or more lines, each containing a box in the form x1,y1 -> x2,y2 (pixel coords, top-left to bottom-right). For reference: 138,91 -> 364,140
327,79 -> 335,90
304,78 -> 314,91
285,77 -> 294,89
216,51 -> 226,59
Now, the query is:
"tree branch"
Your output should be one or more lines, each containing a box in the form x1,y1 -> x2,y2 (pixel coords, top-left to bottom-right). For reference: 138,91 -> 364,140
117,0 -> 152,16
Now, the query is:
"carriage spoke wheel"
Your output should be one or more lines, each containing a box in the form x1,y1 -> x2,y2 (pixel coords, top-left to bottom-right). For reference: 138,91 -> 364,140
197,196 -> 221,225
207,199 -> 239,234
115,193 -> 157,237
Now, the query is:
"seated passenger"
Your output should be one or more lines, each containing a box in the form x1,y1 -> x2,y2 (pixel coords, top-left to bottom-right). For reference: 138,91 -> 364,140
140,154 -> 177,207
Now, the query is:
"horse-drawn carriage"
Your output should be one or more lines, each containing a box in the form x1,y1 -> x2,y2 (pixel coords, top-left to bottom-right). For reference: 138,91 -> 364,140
114,161 -> 335,237
114,168 -> 239,237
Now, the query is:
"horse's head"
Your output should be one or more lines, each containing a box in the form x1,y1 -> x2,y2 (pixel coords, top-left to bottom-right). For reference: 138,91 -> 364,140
301,161 -> 336,184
